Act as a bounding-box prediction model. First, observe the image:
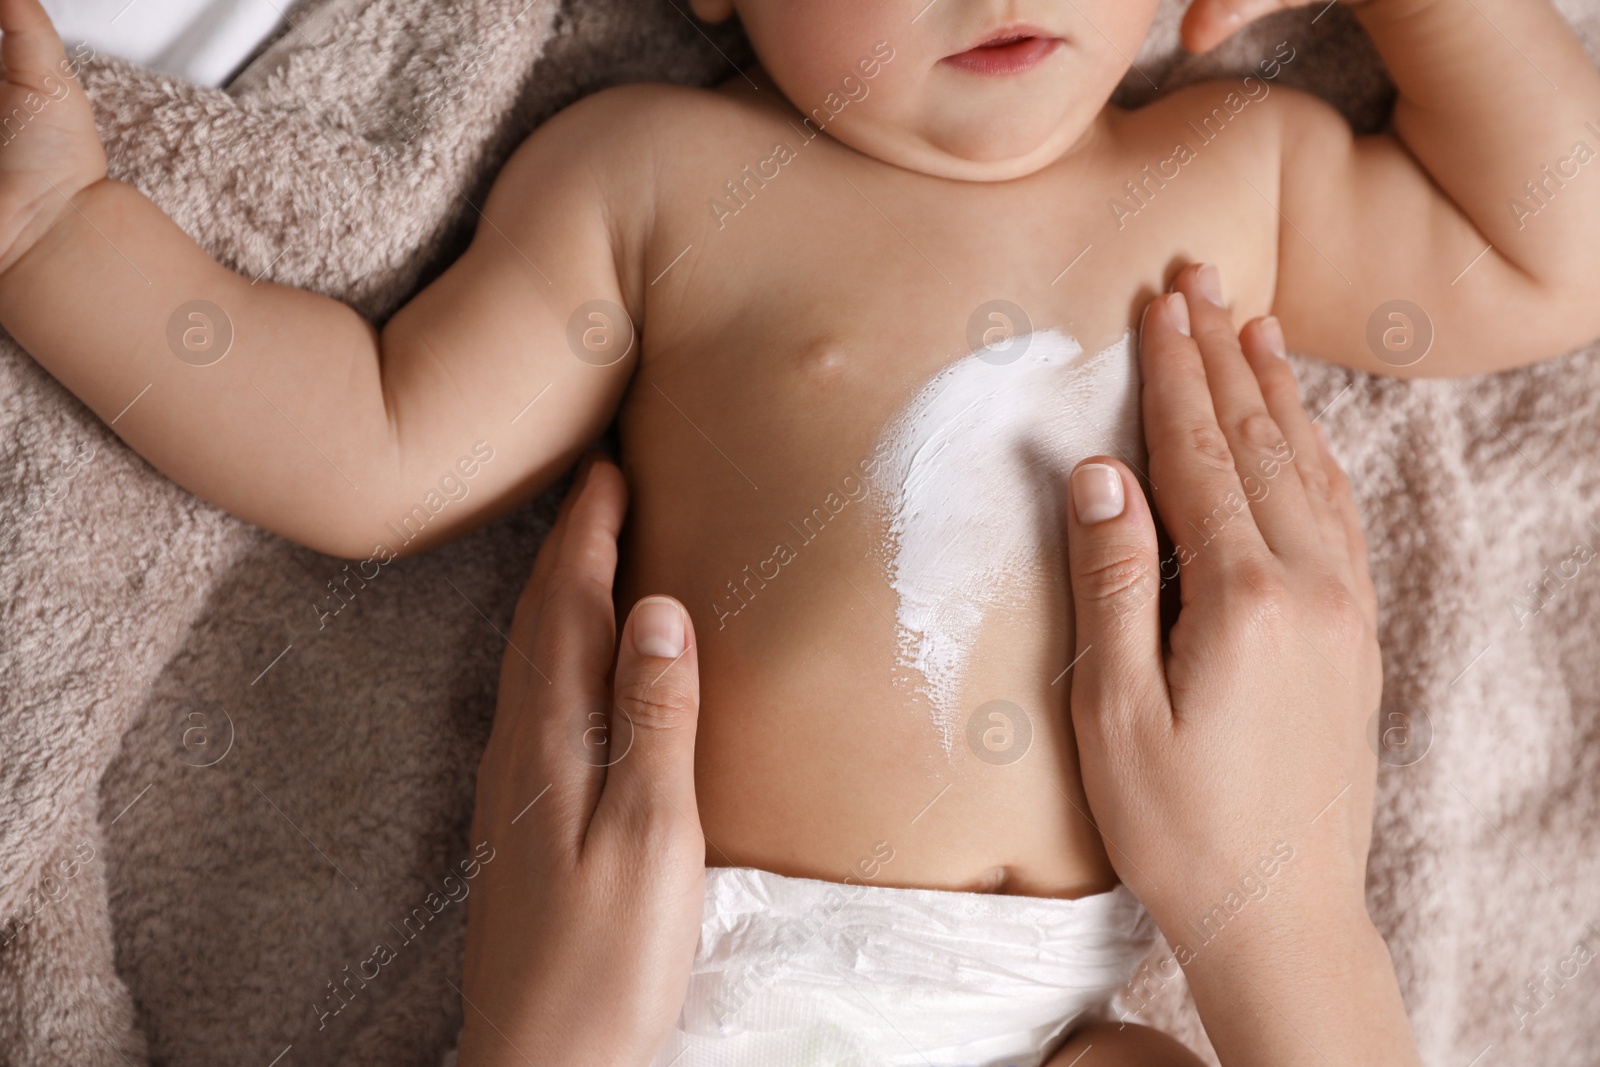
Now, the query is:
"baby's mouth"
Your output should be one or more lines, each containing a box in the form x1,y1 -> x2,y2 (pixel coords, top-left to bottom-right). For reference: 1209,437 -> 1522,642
941,28 -> 1062,76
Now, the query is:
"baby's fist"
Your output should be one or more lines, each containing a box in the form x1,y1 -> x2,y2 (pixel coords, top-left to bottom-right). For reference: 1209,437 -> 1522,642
0,0 -> 108,279
1181,0 -> 1372,54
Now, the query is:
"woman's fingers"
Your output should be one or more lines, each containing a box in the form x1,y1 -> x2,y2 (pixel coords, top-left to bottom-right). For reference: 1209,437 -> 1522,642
1170,265 -> 1317,560
1064,458 -> 1168,733
1314,427 -> 1380,626
1236,315 -> 1358,588
519,450 -> 608,607
495,453 -> 628,839
593,596 -> 704,845
1138,289 -> 1269,592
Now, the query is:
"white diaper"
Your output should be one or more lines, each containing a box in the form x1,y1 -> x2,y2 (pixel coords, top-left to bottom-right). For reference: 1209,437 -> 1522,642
649,866 -> 1158,1067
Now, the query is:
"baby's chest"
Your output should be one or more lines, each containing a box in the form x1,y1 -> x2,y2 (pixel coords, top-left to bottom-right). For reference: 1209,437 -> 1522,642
676,172 -> 1138,354
654,141 -> 1264,372
627,125 -> 1272,488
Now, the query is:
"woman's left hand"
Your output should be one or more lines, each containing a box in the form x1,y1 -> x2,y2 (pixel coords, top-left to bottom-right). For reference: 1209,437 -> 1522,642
456,452 -> 705,1067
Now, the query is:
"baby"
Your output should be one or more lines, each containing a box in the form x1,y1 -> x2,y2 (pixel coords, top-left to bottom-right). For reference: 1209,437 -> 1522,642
3,0 -> 1600,1061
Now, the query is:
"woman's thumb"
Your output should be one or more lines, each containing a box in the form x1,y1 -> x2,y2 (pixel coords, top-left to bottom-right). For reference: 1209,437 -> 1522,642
1065,459 -> 1165,731
601,595 -> 702,825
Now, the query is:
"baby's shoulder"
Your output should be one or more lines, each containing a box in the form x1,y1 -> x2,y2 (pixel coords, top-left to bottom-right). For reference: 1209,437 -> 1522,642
515,80 -> 777,176
1107,76 -> 1348,168
495,81 -> 780,224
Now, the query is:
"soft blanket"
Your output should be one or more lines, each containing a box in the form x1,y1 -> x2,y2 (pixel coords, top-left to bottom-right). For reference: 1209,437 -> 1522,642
1,0 -> 1596,1063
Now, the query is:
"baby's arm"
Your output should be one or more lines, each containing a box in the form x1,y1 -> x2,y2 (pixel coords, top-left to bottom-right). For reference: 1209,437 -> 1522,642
0,0 -> 646,557
1266,0 -> 1600,377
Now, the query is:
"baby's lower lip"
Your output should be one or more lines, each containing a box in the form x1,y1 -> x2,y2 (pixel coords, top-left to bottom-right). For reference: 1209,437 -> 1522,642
941,35 -> 1061,75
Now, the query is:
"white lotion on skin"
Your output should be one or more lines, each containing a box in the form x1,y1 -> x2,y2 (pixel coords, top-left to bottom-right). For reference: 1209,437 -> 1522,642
870,330 -> 1143,755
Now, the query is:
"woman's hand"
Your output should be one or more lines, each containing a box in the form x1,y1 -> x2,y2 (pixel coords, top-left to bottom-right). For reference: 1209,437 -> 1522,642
1063,263 -> 1418,1064
0,0 -> 108,278
1068,261 -> 1381,948
457,453 -> 704,1067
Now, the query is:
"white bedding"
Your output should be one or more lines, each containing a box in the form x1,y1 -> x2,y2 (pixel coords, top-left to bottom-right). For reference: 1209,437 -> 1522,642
41,0 -> 286,86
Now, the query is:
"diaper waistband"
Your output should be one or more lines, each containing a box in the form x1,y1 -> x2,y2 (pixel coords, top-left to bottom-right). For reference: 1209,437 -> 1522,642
654,865 -> 1158,1067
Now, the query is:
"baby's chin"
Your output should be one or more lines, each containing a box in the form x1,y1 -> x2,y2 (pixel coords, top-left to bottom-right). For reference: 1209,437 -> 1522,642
826,110 -> 1104,183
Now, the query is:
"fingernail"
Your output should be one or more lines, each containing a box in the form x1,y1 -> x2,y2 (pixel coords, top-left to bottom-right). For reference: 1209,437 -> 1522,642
1072,463 -> 1125,524
1194,262 -> 1223,305
1259,315 -> 1286,359
1313,423 -> 1331,452
632,596 -> 685,658
1168,292 -> 1190,337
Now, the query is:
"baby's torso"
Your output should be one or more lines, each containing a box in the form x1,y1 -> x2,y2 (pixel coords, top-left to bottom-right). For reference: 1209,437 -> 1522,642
611,71 -> 1279,897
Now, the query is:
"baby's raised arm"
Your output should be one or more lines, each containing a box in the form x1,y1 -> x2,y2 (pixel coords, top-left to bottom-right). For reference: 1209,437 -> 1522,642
0,0 -> 646,557
1257,0 -> 1600,376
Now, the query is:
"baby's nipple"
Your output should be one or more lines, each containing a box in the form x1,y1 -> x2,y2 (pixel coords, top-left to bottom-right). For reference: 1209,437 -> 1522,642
799,336 -> 847,385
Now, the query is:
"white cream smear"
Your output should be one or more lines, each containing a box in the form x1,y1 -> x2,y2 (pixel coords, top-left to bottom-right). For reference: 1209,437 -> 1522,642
870,329 -> 1144,756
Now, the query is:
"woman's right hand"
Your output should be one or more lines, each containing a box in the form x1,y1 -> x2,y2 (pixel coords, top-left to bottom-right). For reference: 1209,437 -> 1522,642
459,454 -> 706,1067
0,0 -> 108,277
1062,263 -> 1418,1064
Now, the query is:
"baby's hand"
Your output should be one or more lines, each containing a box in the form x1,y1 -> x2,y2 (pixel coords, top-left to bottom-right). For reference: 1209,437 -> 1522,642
1181,0 -> 1369,53
0,0 -> 107,278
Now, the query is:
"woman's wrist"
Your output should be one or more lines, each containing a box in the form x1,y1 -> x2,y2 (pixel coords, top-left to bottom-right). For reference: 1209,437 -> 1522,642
1179,908 -> 1419,1067
455,970 -> 667,1067
1137,831 -> 1372,955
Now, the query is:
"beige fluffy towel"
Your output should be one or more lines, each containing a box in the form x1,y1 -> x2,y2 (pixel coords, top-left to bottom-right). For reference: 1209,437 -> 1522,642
0,0 -> 1596,1063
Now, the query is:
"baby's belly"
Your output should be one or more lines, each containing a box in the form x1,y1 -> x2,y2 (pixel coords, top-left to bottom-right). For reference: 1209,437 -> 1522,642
616,331 -> 1141,899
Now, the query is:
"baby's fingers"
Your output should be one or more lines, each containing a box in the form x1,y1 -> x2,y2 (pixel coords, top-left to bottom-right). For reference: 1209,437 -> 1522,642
1180,0 -> 1297,53
0,0 -> 69,83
